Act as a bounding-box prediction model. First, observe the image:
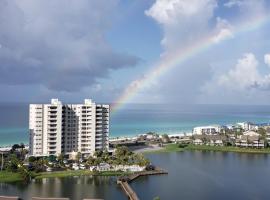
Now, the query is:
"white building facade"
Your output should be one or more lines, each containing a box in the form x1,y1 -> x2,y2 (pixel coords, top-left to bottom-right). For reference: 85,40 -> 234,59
29,99 -> 109,157
193,126 -> 220,135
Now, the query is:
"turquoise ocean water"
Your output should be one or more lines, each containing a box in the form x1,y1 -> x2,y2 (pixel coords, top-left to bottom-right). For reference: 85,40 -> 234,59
1,103 -> 270,146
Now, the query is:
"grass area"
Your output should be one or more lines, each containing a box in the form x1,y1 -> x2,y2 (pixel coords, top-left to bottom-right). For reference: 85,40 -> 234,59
34,170 -> 93,179
0,170 -> 133,183
143,143 -> 270,154
143,143 -> 185,154
35,170 -> 132,179
186,145 -> 270,154
0,171 -> 23,183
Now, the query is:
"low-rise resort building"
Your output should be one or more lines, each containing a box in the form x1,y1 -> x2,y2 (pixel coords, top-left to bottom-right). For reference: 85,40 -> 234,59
191,123 -> 270,148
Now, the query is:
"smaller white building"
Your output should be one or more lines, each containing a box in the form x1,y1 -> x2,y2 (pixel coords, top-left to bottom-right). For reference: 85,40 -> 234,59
237,122 -> 259,131
113,165 -> 145,172
243,131 -> 259,137
193,126 -> 220,135
193,139 -> 203,145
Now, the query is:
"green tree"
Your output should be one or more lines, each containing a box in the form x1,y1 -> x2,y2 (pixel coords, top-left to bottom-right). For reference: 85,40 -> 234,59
6,154 -> 20,172
94,150 -> 103,158
31,158 -> 47,173
101,150 -> 110,162
57,153 -> 65,166
258,128 -> 267,138
18,164 -> 32,182
87,155 -> 96,166
161,134 -> 170,143
48,155 -> 57,162
28,156 -> 36,163
76,152 -> 82,163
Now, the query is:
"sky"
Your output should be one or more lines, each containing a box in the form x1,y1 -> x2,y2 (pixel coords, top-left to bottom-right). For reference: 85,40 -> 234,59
1,0 -> 270,105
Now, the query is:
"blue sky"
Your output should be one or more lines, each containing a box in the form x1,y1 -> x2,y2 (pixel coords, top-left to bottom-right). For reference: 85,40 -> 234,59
1,0 -> 270,105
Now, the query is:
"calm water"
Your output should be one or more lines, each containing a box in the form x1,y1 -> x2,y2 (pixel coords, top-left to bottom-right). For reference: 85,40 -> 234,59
1,151 -> 270,200
1,103 -> 270,146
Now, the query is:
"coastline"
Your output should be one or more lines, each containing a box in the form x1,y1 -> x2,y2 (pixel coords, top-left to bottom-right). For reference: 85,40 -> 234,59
0,131 -> 192,148
139,143 -> 270,154
0,170 -> 134,183
2,144 -> 270,183
185,145 -> 270,154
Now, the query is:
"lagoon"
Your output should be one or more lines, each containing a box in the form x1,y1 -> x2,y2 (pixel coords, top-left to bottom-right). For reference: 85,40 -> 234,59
1,151 -> 270,200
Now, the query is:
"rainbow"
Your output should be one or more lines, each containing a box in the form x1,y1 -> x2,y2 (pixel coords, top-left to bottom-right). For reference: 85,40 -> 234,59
111,13 -> 270,113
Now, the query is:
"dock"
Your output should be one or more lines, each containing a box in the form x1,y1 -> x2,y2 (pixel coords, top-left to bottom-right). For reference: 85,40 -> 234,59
117,168 -> 168,200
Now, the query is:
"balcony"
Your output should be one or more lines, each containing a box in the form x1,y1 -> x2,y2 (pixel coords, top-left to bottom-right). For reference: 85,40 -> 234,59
48,120 -> 57,124
49,106 -> 57,109
48,133 -> 57,137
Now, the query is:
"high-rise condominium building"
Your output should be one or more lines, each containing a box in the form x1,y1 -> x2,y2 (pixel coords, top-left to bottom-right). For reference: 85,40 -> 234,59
29,99 -> 109,157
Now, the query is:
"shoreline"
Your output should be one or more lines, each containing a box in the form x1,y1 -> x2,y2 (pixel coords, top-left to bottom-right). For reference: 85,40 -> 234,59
139,143 -> 270,154
0,170 -> 134,183
2,145 -> 270,183
0,131 -> 193,148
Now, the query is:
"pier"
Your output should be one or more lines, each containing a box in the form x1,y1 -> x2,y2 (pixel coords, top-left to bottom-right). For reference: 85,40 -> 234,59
117,168 -> 168,200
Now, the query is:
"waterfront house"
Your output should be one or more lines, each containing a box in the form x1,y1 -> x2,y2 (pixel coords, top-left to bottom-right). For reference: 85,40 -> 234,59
243,131 -> 259,137
113,165 -> 145,172
235,135 -> 264,148
193,135 -> 226,146
214,140 -> 223,146
193,139 -> 203,145
193,125 -> 220,135
97,163 -> 111,171
266,131 -> 270,145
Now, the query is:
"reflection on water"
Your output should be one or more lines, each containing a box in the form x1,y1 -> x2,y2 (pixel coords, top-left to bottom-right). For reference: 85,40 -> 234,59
1,151 -> 270,200
132,151 -> 270,200
0,176 -> 126,200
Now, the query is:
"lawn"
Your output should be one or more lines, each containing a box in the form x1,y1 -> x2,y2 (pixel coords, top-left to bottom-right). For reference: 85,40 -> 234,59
0,171 -> 23,183
144,143 -> 185,154
0,169 -> 133,183
143,143 -> 270,154
35,170 -> 132,179
186,145 -> 270,154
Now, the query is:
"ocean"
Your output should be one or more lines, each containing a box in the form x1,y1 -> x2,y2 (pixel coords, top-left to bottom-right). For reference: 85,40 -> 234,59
1,103 -> 270,147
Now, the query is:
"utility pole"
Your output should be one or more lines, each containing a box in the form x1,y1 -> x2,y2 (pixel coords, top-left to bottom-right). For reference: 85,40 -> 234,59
1,152 -> 3,171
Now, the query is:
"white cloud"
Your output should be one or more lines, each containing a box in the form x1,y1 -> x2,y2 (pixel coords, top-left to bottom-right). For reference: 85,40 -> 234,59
120,0 -> 268,104
213,17 -> 234,43
145,0 -> 217,25
145,0 -> 217,51
264,54 -> 270,67
212,18 -> 234,43
224,0 -> 244,8
212,29 -> 234,43
202,53 -> 270,101
217,53 -> 260,89
224,0 -> 265,9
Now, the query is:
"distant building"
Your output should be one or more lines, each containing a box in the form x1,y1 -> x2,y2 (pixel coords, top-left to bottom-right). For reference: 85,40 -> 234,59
192,135 -> 226,146
243,131 -> 259,137
237,122 -> 259,131
235,135 -> 264,148
29,99 -> 109,157
192,126 -> 220,135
